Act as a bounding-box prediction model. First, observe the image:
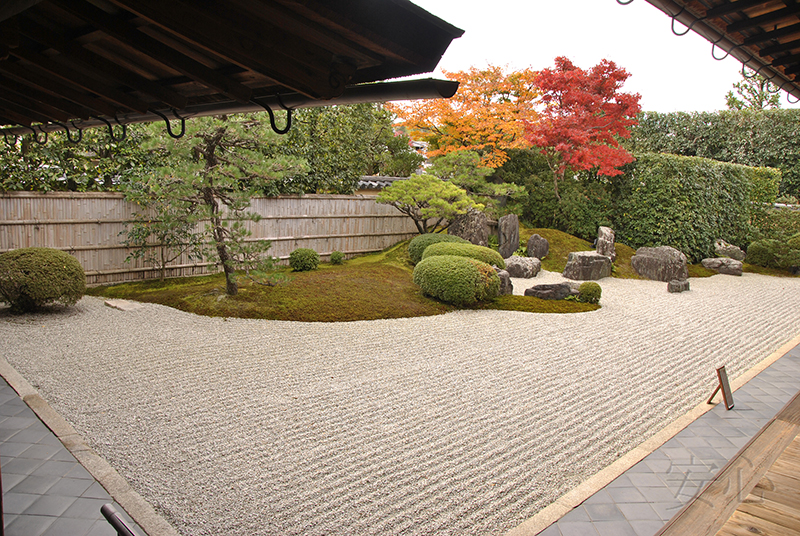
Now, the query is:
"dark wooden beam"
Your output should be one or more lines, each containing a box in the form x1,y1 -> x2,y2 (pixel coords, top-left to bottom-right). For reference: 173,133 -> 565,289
0,96 -> 51,124
705,0 -> 771,19
52,0 -> 252,104
0,77 -> 91,118
0,61 -> 119,116
0,84 -> 72,121
105,0 -> 349,99
759,37 -> 800,57
727,7 -> 798,33
17,17 -> 188,110
0,107 -> 32,126
743,23 -> 800,45
10,47 -> 149,113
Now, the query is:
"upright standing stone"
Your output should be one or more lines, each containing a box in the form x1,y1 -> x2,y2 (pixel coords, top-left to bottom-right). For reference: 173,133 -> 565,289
526,234 -> 549,259
494,268 -> 513,295
596,226 -> 617,262
498,214 -> 519,259
631,246 -> 689,282
448,208 -> 490,247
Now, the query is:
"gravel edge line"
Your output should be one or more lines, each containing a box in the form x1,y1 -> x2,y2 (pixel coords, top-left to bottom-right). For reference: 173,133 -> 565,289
0,355 -> 179,536
503,330 -> 800,536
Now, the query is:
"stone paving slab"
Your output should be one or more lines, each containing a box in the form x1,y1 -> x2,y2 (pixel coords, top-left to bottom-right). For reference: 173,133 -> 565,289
533,342 -> 800,536
0,377 -> 141,536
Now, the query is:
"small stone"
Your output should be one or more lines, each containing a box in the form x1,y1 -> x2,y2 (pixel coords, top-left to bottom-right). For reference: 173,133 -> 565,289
495,269 -> 513,295
524,283 -> 572,300
714,239 -> 746,262
668,280 -> 690,293
526,234 -> 549,259
701,257 -> 743,276
504,256 -> 541,278
562,251 -> 612,280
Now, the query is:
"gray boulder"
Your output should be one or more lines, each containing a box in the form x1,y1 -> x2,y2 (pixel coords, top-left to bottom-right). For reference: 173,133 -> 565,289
494,268 -> 513,295
631,246 -> 689,282
668,279 -> 690,293
714,239 -> 746,262
526,234 -> 549,259
449,208 -> 490,247
562,251 -> 612,280
505,255 -> 541,278
596,226 -> 617,262
498,214 -> 520,259
701,257 -> 743,276
524,283 -> 572,301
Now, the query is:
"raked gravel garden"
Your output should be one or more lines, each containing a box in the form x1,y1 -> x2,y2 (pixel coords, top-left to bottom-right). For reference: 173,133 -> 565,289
1,269 -> 800,535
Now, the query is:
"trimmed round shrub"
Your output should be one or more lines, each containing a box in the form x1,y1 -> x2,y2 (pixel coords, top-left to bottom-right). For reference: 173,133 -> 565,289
289,248 -> 320,272
578,282 -> 601,304
408,233 -> 470,265
412,255 -> 500,306
0,247 -> 86,313
787,233 -> 800,251
329,251 -> 345,265
421,241 -> 505,269
746,239 -> 786,268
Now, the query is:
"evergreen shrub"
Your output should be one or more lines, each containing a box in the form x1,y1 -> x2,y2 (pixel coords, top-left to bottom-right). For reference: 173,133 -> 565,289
578,282 -> 601,304
0,247 -> 86,313
746,239 -> 786,268
330,251 -> 345,265
289,248 -> 320,271
407,233 -> 469,264
421,242 -> 505,269
412,255 -> 500,306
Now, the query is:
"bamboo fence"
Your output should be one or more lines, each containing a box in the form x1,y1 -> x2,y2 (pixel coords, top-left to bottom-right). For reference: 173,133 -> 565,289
0,191 -> 417,285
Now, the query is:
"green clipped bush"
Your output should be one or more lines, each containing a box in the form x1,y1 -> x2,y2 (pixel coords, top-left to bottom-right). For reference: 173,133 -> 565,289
329,251 -> 345,265
746,239 -> 786,268
778,249 -> 800,270
421,241 -> 506,269
578,282 -> 602,304
412,255 -> 500,306
408,233 -> 470,265
0,247 -> 86,313
289,248 -> 320,272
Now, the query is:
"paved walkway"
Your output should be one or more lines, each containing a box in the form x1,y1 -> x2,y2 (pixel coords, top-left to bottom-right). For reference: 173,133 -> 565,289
0,376 -> 140,536
531,341 -> 800,536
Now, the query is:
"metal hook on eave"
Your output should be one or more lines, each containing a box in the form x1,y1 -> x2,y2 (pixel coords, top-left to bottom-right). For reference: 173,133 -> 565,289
151,109 -> 186,139
93,115 -> 127,142
27,125 -> 47,145
3,130 -> 18,147
52,121 -> 83,144
788,91 -> 800,104
616,0 -> 634,5
251,97 -> 293,135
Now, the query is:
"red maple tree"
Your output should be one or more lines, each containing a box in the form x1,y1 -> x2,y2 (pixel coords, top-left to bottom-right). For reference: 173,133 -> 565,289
525,56 -> 641,199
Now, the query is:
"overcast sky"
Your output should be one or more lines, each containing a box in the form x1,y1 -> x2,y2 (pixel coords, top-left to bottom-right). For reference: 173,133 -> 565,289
411,0 -> 799,112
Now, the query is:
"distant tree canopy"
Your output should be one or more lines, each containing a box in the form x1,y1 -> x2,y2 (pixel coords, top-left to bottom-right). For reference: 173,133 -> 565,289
726,69 -> 782,111
628,109 -> 800,197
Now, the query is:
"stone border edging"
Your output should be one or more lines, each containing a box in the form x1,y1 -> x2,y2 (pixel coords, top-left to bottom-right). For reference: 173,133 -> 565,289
504,331 -> 800,536
0,356 -> 179,536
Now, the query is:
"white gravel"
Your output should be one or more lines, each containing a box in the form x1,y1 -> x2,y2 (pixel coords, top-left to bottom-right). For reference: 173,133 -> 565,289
1,271 -> 799,535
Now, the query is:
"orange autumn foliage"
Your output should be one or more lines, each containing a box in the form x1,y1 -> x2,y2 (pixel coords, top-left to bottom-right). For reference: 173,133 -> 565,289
387,65 -> 539,168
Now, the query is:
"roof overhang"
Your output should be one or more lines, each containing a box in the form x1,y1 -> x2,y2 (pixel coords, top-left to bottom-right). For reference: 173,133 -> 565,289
0,0 -> 463,136
643,0 -> 800,102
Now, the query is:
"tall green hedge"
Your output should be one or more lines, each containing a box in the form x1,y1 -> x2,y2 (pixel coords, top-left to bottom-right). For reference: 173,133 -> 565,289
612,153 -> 780,262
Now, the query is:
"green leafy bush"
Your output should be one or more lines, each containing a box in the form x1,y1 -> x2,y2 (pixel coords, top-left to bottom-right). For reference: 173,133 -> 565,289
329,251 -> 345,265
412,255 -> 500,306
578,282 -> 601,304
778,249 -> 800,270
421,241 -> 505,269
746,239 -> 786,268
289,248 -> 320,272
0,247 -> 86,313
407,233 -> 469,264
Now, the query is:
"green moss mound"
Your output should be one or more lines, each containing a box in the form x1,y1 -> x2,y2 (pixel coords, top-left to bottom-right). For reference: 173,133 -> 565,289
0,247 -> 86,313
289,248 -> 320,271
578,282 -> 601,304
408,233 -> 470,264
413,255 -> 500,306
421,241 -> 505,269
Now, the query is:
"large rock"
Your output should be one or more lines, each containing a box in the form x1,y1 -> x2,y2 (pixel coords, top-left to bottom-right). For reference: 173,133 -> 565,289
702,257 -> 743,276
505,255 -> 541,278
498,214 -> 520,259
714,239 -> 746,262
596,226 -> 617,262
524,283 -> 572,300
562,251 -> 612,280
526,234 -> 549,259
494,268 -> 513,295
631,246 -> 689,282
448,208 -> 490,247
